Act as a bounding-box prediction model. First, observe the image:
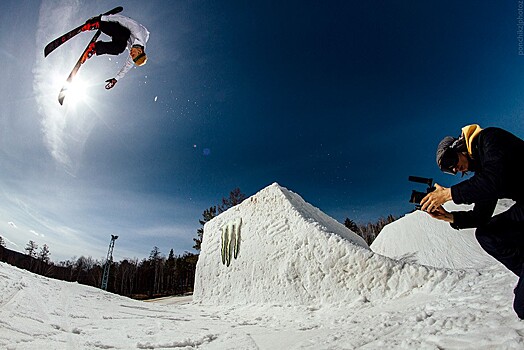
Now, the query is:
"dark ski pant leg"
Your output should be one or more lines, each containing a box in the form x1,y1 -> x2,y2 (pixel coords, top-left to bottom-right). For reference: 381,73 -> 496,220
514,266 -> 524,320
475,203 -> 524,276
95,21 -> 130,56
474,202 -> 524,319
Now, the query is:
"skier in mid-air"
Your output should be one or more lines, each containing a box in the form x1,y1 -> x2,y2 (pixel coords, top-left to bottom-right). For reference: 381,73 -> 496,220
81,12 -> 150,90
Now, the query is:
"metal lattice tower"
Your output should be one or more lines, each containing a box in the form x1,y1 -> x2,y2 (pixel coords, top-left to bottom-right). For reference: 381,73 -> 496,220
101,235 -> 118,290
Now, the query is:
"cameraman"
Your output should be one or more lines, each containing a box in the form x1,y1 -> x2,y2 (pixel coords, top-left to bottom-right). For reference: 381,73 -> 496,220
420,124 -> 524,319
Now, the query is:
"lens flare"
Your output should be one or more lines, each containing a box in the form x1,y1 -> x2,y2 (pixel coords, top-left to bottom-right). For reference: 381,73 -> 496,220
64,79 -> 88,105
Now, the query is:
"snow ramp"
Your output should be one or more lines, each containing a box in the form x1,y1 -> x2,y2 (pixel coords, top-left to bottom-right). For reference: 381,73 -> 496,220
194,183 -> 468,305
370,202 -> 500,270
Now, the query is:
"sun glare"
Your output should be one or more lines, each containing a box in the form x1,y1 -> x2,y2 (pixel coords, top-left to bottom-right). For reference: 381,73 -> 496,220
62,79 -> 88,105
51,71 -> 93,107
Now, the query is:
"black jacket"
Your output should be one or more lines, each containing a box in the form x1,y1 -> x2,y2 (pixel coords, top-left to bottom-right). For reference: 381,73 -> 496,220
450,127 -> 524,229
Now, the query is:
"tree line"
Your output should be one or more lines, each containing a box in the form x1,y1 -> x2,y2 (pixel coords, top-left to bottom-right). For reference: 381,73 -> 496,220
0,241 -> 198,299
0,187 -> 397,299
343,215 -> 397,245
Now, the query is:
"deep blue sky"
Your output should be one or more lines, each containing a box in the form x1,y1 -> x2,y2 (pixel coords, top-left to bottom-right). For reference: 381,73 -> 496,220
0,0 -> 523,261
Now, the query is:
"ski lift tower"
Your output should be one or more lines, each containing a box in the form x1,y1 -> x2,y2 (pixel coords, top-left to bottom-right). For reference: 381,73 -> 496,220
101,234 -> 118,291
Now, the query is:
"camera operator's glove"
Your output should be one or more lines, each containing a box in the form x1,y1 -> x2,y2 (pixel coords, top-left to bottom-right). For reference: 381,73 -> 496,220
105,78 -> 117,90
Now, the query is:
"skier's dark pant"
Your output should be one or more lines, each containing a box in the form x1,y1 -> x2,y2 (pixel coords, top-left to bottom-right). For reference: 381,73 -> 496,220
95,21 -> 130,56
474,202 -> 524,319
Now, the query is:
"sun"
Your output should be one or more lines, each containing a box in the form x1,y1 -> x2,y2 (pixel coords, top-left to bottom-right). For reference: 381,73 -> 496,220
58,78 -> 89,106
51,71 -> 93,107
65,79 -> 88,104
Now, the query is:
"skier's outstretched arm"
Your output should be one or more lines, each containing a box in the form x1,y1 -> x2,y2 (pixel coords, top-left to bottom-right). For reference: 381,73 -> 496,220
115,56 -> 134,80
105,56 -> 134,90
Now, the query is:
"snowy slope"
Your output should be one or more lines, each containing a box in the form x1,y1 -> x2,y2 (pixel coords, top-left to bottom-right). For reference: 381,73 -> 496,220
0,262 -> 221,349
371,201 -> 513,270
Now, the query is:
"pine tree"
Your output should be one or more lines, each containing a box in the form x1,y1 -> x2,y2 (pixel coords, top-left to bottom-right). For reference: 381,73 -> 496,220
149,247 -> 164,296
342,214 -> 398,245
165,249 -> 176,293
25,240 -> 38,258
194,206 -> 217,251
194,188 -> 247,251
0,236 -> 6,248
38,244 -> 51,264
343,218 -> 359,233
218,188 -> 247,213
149,246 -> 162,261
177,252 -> 198,290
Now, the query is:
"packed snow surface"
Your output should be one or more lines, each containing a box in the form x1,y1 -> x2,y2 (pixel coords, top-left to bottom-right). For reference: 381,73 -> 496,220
371,200 -> 514,269
1,183 -> 524,349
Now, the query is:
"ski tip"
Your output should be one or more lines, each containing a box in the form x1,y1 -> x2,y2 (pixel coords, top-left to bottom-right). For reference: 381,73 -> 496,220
106,6 -> 123,15
58,92 -> 66,105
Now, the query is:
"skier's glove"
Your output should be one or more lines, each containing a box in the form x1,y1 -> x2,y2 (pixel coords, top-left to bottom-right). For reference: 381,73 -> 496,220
105,78 -> 117,90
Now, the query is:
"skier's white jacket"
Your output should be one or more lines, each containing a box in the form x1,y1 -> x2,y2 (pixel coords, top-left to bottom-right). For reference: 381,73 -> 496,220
101,14 -> 150,80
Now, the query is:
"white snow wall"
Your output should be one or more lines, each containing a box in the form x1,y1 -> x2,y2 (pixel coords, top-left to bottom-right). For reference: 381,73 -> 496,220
193,183 -> 468,305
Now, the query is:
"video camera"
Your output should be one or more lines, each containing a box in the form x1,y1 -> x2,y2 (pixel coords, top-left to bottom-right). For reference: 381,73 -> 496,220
408,176 -> 435,209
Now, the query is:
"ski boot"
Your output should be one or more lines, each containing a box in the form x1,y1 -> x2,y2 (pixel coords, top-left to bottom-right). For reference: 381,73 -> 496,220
81,42 -> 97,63
82,16 -> 101,31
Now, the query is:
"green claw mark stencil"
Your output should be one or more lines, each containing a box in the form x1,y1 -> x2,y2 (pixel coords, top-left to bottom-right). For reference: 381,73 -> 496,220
221,218 -> 242,267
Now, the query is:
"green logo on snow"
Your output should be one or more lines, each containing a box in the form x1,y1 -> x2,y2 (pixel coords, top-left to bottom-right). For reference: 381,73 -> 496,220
221,218 -> 242,267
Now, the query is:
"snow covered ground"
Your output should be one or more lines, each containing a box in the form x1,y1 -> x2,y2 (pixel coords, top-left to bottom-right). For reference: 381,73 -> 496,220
1,183 -> 524,349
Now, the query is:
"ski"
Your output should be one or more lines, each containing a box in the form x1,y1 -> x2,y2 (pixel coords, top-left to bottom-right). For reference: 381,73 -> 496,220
44,24 -> 84,58
58,29 -> 101,105
43,6 -> 123,58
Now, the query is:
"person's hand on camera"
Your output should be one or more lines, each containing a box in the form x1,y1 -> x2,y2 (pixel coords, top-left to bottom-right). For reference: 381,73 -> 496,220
420,183 -> 452,213
427,206 -> 454,223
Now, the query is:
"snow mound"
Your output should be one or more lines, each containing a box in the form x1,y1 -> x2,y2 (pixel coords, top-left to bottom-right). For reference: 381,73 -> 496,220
370,201 -> 513,270
194,183 -> 470,306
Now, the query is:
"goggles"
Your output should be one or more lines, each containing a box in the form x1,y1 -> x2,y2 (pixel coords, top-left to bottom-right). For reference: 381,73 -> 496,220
438,148 -> 458,175
133,52 -> 146,63
131,45 -> 146,64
